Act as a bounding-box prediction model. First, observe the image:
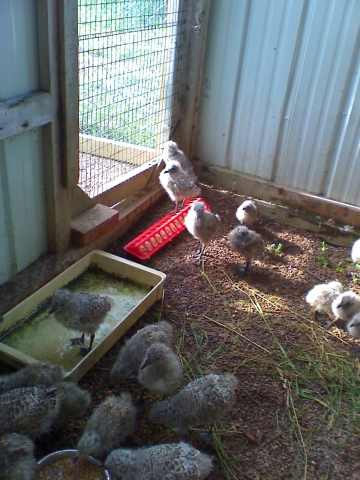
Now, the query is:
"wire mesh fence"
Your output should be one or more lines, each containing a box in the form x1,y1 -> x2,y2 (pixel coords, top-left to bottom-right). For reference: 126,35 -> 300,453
78,0 -> 188,197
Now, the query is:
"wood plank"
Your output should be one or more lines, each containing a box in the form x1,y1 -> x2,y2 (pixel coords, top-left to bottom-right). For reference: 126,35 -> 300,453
80,134 -> 158,165
0,92 -> 55,140
201,165 -> 360,227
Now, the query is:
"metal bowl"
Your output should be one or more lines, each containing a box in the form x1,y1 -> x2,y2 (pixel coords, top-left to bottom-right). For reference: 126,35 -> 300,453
37,449 -> 111,479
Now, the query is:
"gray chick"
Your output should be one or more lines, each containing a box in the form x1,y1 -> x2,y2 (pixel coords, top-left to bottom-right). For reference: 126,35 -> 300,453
162,140 -> 197,181
0,362 -> 64,395
105,441 -> 213,480
0,433 -> 36,480
228,225 -> 264,275
235,200 -> 258,226
50,288 -> 112,354
77,393 -> 137,461
184,202 -> 221,263
111,321 -> 173,383
137,342 -> 183,395
346,312 -> 360,338
55,381 -> 91,427
159,161 -> 201,211
0,385 -> 59,438
148,373 -> 238,436
331,291 -> 360,322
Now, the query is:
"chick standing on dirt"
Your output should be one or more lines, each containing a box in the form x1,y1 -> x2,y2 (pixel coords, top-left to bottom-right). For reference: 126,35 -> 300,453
305,281 -> 343,321
137,342 -> 183,395
162,140 -> 196,181
77,393 -> 137,460
148,373 -> 238,435
50,288 -> 112,354
228,225 -> 264,275
236,200 -> 258,226
184,202 -> 221,263
331,291 -> 360,322
105,441 -> 213,480
0,385 -> 59,438
111,321 -> 173,382
0,433 -> 36,480
346,312 -> 360,338
351,238 -> 360,263
55,381 -> 91,426
159,161 -> 201,211
0,362 -> 64,395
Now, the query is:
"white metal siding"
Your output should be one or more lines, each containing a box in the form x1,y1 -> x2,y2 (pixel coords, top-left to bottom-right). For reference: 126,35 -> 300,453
197,0 -> 360,206
0,0 -> 48,286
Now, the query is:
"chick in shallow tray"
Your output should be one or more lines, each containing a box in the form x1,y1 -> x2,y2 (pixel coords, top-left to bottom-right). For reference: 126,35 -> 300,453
50,288 -> 112,355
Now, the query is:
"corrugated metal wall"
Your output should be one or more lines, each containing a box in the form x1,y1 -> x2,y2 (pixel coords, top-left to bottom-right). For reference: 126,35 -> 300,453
0,0 -> 48,285
197,0 -> 360,206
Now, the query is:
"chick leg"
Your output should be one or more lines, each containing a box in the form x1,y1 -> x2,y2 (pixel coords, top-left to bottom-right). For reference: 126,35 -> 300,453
235,258 -> 251,277
80,333 -> 95,356
70,333 -> 85,346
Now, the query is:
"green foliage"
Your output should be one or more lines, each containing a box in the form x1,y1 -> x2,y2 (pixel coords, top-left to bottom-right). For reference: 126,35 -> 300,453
316,241 -> 331,268
266,242 -> 284,257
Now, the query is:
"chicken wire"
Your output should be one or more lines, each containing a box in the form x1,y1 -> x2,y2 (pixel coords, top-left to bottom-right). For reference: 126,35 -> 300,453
78,0 -> 188,198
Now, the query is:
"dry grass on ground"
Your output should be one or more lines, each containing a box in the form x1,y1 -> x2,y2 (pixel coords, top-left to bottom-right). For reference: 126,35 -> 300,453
36,185 -> 359,479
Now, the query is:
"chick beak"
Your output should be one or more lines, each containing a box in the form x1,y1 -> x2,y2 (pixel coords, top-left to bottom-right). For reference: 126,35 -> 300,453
140,358 -> 151,370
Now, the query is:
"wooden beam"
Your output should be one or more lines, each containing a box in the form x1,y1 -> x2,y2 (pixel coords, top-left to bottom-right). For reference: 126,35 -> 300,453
37,0 -> 71,252
80,134 -> 158,165
201,165 -> 360,227
0,92 -> 55,140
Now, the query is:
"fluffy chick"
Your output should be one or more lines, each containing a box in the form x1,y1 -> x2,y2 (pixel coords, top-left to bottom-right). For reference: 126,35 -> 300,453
0,385 -> 59,438
0,433 -> 36,480
0,362 -> 64,395
351,239 -> 360,263
331,291 -> 360,322
137,342 -> 183,395
55,381 -> 91,427
111,321 -> 173,382
77,393 -> 137,460
184,202 -> 221,262
346,312 -> 360,338
105,442 -> 213,480
162,140 -> 196,181
159,161 -> 201,211
305,281 -> 343,321
235,200 -> 257,226
228,225 -> 264,275
50,288 -> 112,354
148,373 -> 238,435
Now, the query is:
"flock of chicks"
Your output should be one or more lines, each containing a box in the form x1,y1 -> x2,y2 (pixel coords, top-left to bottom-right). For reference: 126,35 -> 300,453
0,320 -> 238,480
305,238 -> 360,339
160,140 -> 263,272
2,140 -> 359,479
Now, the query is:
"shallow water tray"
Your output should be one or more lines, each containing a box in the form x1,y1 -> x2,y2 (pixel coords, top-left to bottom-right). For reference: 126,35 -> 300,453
0,250 -> 165,381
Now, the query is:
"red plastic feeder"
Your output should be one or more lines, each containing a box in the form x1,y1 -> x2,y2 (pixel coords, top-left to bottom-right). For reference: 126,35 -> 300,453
123,197 -> 210,260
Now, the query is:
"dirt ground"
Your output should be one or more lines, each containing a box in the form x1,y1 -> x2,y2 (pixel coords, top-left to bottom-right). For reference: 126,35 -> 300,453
31,185 -> 360,478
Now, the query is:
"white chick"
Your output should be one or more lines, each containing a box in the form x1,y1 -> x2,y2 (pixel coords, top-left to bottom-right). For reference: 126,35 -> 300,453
137,342 -> 183,395
346,312 -> 360,338
331,291 -> 360,322
305,281 -> 343,321
184,201 -> 221,262
105,442 -> 213,480
159,161 -> 201,211
235,200 -> 257,226
50,288 -> 112,354
77,393 -> 137,460
351,239 -> 360,263
162,140 -> 197,181
228,225 -> 264,275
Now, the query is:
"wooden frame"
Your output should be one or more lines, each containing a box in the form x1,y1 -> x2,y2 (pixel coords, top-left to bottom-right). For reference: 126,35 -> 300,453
201,165 -> 360,227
